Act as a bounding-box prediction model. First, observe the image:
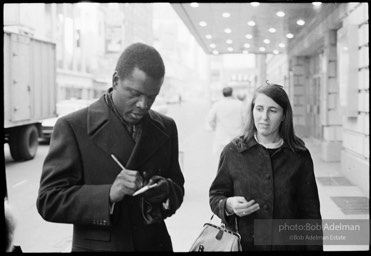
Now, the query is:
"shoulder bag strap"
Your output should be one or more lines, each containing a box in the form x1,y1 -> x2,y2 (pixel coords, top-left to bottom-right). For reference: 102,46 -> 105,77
234,216 -> 239,233
211,213 -> 239,234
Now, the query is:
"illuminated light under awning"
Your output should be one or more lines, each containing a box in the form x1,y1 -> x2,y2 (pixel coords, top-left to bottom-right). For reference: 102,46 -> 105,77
297,19 -> 305,26
276,11 -> 285,17
247,20 -> 256,26
199,21 -> 207,27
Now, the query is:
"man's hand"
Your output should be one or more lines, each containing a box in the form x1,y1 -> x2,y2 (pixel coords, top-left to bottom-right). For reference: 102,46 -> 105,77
110,168 -> 144,203
142,175 -> 169,204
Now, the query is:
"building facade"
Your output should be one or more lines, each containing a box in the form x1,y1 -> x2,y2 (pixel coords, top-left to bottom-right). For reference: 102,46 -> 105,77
265,3 -> 369,196
4,3 -> 210,104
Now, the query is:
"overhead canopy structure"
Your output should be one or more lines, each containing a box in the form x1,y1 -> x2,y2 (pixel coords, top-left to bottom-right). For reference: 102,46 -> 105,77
171,2 -> 325,55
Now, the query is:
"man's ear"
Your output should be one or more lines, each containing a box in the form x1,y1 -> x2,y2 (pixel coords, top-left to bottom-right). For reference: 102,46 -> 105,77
112,71 -> 119,89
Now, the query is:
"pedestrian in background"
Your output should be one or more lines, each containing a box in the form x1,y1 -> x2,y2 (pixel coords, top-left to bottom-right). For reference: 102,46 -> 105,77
209,83 -> 322,251
206,86 -> 244,157
36,43 -> 185,252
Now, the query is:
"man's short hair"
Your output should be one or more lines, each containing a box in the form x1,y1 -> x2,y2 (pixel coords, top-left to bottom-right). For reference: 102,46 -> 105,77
222,87 -> 233,97
115,42 -> 165,80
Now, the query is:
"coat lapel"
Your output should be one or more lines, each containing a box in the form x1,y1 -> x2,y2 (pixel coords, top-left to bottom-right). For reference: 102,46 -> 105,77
87,97 -> 135,168
87,98 -> 169,170
126,111 -> 170,170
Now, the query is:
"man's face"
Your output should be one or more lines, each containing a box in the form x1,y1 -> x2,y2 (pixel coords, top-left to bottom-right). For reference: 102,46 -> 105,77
112,67 -> 163,124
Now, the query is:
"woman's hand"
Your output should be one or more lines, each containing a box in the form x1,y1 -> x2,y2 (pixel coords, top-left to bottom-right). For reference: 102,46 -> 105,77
226,196 -> 260,217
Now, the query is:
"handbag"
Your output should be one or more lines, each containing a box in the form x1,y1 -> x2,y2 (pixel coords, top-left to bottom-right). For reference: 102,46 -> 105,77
189,214 -> 242,252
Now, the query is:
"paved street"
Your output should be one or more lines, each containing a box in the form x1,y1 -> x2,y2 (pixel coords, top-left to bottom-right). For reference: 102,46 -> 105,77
4,98 -> 369,252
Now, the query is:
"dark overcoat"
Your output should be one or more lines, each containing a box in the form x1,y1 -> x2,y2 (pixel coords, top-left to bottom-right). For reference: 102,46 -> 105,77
209,136 -> 322,251
36,96 -> 185,252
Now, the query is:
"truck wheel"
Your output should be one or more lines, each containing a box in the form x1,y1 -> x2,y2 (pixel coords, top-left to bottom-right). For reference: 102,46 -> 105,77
9,125 -> 39,161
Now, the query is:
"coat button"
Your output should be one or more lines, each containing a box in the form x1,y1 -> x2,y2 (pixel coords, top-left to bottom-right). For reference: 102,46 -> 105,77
263,204 -> 269,210
265,174 -> 271,180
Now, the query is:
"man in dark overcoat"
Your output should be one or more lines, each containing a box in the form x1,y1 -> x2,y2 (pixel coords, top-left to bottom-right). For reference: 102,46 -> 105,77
37,43 -> 185,252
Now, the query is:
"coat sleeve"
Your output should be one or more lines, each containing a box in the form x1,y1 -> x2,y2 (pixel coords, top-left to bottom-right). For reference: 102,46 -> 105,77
209,147 -> 235,227
36,117 -> 113,227
297,150 -> 322,219
296,150 -> 323,250
144,118 -> 184,222
163,119 -> 185,217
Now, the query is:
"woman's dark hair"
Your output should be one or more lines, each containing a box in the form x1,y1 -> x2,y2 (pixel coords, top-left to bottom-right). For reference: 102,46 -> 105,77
115,42 -> 165,81
242,83 -> 306,151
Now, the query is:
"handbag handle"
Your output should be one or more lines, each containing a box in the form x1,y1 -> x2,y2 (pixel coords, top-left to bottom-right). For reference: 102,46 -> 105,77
210,213 -> 239,233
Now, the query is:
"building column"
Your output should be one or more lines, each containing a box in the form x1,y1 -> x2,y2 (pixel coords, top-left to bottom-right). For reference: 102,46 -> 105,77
289,56 -> 307,138
255,53 -> 267,87
321,29 -> 342,162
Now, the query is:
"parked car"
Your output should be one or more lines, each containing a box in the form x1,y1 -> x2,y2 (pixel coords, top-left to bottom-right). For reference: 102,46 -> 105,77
41,98 -> 98,143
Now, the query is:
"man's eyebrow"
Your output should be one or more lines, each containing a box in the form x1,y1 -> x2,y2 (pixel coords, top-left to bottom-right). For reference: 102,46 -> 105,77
127,87 -> 158,97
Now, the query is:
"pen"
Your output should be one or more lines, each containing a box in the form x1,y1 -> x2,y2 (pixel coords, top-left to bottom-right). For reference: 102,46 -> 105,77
133,183 -> 158,196
111,154 -> 157,196
111,154 -> 125,170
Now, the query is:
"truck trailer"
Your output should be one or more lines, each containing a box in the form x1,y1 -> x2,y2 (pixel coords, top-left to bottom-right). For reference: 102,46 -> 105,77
3,29 -> 57,161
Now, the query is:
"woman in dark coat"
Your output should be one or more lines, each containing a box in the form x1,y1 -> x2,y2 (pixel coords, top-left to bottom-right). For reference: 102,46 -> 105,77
209,83 -> 322,251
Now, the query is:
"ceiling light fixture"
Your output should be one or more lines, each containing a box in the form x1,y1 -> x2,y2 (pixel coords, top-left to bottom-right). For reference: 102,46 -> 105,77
190,2 -> 199,8
212,50 -> 219,55
210,43 -> 216,48
205,34 -> 212,39
250,2 -> 260,7
269,28 -> 276,33
276,11 -> 285,17
259,47 -> 266,52
222,12 -> 231,18
224,28 -> 232,33
273,50 -> 279,54
312,2 -> 322,7
247,20 -> 256,26
227,47 -> 234,52
297,19 -> 305,26
263,39 -> 270,44
244,43 -> 250,48
278,43 -> 285,48
286,33 -> 294,39
243,50 -> 249,54
245,34 -> 253,39
199,21 -> 207,27
226,39 -> 233,44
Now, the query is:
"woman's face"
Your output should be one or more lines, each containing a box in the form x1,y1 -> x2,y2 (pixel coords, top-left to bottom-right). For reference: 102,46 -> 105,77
253,93 -> 284,141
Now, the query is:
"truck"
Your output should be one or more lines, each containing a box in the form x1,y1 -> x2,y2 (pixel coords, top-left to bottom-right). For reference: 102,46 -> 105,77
3,28 -> 57,161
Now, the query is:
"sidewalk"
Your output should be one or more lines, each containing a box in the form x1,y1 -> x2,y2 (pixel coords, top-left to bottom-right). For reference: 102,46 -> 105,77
165,101 -> 369,252
304,139 -> 369,251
